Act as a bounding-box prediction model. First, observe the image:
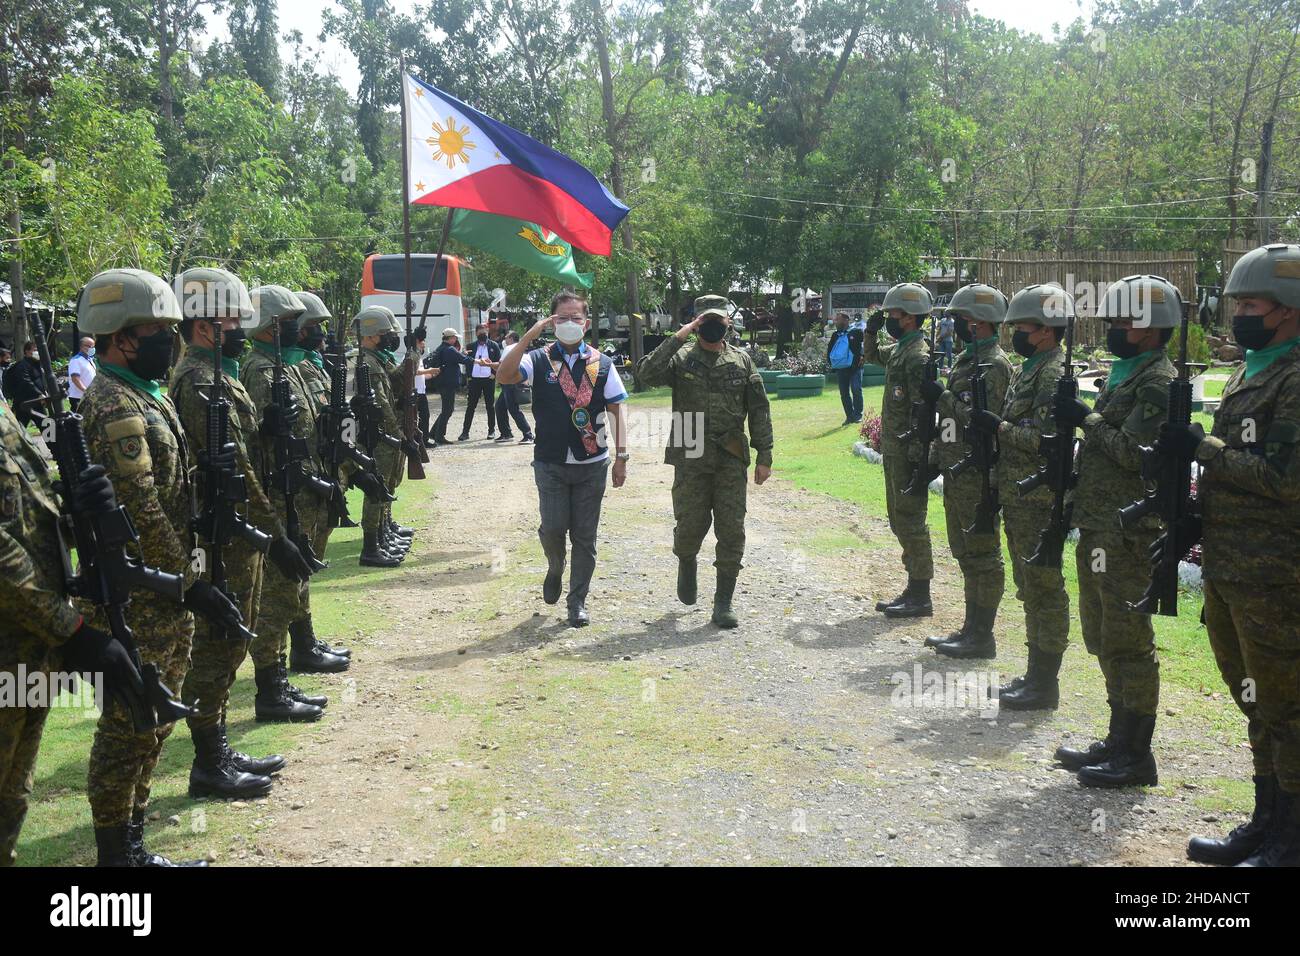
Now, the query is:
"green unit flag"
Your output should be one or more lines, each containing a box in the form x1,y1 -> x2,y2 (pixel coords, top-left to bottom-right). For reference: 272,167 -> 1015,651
448,208 -> 594,289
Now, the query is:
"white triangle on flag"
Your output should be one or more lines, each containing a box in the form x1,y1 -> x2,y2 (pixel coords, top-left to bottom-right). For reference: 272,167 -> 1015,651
404,74 -> 510,202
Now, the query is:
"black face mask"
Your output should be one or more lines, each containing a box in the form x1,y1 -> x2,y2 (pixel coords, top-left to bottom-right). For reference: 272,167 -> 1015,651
126,327 -> 175,381
221,328 -> 247,359
380,332 -> 401,352
278,319 -> 301,348
954,317 -> 973,343
1233,307 -> 1280,352
301,327 -> 326,352
885,317 -> 905,340
699,319 -> 727,343
477,333 -> 488,342
1011,329 -> 1038,359
1106,326 -> 1143,360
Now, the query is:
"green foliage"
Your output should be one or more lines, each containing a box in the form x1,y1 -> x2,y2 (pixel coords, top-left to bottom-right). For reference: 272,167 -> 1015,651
1167,321 -> 1213,367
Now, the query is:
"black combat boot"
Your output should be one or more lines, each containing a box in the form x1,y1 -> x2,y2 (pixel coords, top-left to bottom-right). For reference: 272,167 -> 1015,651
883,578 -> 932,618
94,825 -> 132,867
1056,703 -> 1124,771
677,557 -> 698,606
1237,787 -> 1300,867
360,529 -> 401,568
255,663 -> 324,723
128,810 -> 208,867
1077,710 -> 1158,788
925,596 -> 970,648
998,648 -> 1061,711
543,558 -> 565,605
876,582 -> 910,612
712,573 -> 739,629
279,655 -> 328,708
188,723 -> 273,799
994,647 -> 1032,700
289,618 -> 349,673
1188,775 -> 1276,865
293,613 -> 350,659
935,603 -> 997,659
219,720 -> 285,776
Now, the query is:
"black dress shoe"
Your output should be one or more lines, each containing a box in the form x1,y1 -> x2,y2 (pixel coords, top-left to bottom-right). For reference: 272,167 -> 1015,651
520,435 -> 533,444
568,604 -> 590,627
457,433 -> 470,442
543,565 -> 564,605
495,434 -> 512,442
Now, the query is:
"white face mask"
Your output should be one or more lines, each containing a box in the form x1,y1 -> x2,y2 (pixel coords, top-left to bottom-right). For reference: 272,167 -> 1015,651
554,319 -> 586,345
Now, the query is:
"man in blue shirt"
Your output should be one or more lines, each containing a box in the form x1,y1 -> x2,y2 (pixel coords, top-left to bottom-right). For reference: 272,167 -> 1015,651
826,312 -> 864,425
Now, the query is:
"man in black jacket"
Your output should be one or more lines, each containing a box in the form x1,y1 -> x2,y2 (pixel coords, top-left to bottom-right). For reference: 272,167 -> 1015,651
1,341 -> 45,427
826,313 -> 864,425
430,327 -> 472,444
459,322 -> 501,440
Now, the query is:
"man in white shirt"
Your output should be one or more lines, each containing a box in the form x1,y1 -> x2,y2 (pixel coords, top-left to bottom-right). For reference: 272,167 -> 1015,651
458,322 -> 500,440
496,291 -> 627,626
66,336 -> 96,411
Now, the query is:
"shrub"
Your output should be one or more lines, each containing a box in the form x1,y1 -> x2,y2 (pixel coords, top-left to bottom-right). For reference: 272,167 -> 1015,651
1167,321 -> 1212,367
859,410 -> 883,452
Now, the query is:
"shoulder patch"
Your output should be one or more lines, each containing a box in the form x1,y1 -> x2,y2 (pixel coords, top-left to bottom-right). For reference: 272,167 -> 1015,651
103,416 -> 151,474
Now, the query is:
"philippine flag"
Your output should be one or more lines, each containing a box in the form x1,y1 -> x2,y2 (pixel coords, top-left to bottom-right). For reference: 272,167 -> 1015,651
403,73 -> 629,256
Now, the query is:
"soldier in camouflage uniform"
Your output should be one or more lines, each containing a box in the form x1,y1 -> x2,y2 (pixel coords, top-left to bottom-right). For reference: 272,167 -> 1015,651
637,295 -> 774,628
1051,275 -> 1178,787
863,282 -> 935,618
1,397 -> 142,866
241,286 -> 334,722
969,284 -> 1074,711
1164,243 -> 1300,867
77,269 -> 243,866
922,284 -> 1013,658
171,269 -> 316,799
355,306 -> 412,567
383,320 -> 417,555
286,291 -> 353,671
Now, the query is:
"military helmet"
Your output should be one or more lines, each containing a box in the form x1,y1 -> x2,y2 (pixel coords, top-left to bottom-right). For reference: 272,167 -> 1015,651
1096,275 -> 1182,328
175,268 -> 257,329
1224,243 -> 1300,309
1006,283 -> 1075,328
882,282 -> 933,316
355,305 -> 399,338
295,291 -> 331,326
249,285 -> 306,333
77,269 -> 182,335
693,294 -> 730,322
946,283 -> 1008,325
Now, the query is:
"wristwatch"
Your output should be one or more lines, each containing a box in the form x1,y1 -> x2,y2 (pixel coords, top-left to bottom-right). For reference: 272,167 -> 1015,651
615,452 -> 631,462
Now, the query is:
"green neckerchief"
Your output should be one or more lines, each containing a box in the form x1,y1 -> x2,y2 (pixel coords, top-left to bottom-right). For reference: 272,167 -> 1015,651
1103,348 -> 1162,391
897,330 -> 922,348
99,361 -> 163,400
376,348 -> 397,365
963,335 -> 998,356
251,339 -> 309,366
1244,336 -> 1300,380
188,345 -> 240,379
306,350 -> 324,369
1021,348 -> 1057,375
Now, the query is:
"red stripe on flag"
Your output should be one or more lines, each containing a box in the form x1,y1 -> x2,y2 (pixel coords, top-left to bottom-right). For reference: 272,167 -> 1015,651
415,165 -> 614,256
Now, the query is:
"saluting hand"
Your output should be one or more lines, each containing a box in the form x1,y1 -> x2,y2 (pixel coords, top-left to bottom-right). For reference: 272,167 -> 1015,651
676,317 -> 702,342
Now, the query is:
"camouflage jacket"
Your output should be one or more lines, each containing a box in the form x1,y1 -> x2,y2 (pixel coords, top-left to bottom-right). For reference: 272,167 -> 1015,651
171,346 -> 283,540
78,365 -> 196,586
929,338 -> 1013,475
1200,341 -> 1300,584
636,337 -> 773,470
0,404 -> 81,663
994,346 -> 1064,509
1071,349 -> 1175,533
357,348 -> 401,436
864,330 -> 928,460
241,343 -> 328,480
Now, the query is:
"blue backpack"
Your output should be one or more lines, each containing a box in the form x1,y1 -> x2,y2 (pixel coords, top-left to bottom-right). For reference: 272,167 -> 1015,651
829,332 -> 852,369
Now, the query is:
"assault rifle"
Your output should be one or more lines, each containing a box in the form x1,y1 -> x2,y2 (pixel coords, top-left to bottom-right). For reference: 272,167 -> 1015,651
191,321 -> 268,640
1117,305 -> 1205,616
899,320 -> 940,495
946,360 -> 1000,534
351,356 -> 403,462
266,342 -> 329,573
1015,313 -> 1081,568
29,312 -> 195,732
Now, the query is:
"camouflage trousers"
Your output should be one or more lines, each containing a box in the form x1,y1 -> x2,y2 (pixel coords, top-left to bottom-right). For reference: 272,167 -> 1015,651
182,542 -> 264,729
362,444 -> 404,534
1204,578 -> 1300,793
249,497 -> 320,669
1002,503 -> 1070,655
942,474 -> 1004,609
87,614 -> 194,827
882,453 -> 932,579
0,656 -> 50,866
1075,528 -> 1160,716
671,460 -> 748,577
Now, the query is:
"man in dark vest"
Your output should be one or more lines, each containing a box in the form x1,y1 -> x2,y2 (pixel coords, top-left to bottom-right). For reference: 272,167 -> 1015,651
496,289 -> 628,627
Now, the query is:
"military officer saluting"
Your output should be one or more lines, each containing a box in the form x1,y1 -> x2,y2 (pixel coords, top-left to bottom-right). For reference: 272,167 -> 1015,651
1161,243 -> 1300,866
1051,275 -> 1178,787
922,284 -> 1013,658
969,284 -> 1074,710
864,282 -> 935,618
637,294 -> 773,628
77,269 -> 243,866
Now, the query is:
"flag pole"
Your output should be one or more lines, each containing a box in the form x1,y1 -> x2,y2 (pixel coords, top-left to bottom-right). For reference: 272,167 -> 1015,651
397,56 -> 428,475
418,211 -> 454,331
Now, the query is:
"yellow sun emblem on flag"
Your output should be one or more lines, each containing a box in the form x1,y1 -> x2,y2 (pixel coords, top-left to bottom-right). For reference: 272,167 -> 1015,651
427,117 -> 476,169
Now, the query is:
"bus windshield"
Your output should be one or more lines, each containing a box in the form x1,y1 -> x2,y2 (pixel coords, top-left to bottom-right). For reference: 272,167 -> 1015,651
371,256 -> 450,295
